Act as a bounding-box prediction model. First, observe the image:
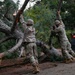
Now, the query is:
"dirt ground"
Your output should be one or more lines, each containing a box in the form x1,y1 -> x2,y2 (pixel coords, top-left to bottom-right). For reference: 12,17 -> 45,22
0,58 -> 75,75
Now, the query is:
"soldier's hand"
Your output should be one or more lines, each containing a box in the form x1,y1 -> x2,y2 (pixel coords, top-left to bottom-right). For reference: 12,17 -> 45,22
13,10 -> 19,17
57,10 -> 60,15
20,15 -> 24,19
13,12 -> 17,17
20,15 -> 24,22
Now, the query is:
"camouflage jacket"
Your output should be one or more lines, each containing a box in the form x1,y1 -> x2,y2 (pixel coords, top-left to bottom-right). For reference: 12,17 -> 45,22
53,25 -> 68,43
20,16 -> 36,43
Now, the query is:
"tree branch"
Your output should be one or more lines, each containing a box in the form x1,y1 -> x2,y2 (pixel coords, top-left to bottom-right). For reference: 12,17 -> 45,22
11,0 -> 30,32
0,19 -> 11,35
0,19 -> 24,39
0,38 -> 23,58
57,0 -> 63,11
0,36 -> 15,44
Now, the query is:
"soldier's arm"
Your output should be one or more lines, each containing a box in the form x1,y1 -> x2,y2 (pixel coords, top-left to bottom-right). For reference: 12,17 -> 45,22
53,26 -> 62,33
20,15 -> 27,30
13,12 -> 28,30
51,25 -> 59,32
33,28 -> 36,34
49,26 -> 59,47
57,11 -> 65,28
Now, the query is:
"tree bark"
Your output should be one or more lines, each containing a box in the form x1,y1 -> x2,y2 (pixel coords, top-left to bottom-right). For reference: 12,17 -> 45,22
0,19 -> 11,35
11,0 -> 30,32
57,0 -> 63,11
1,38 -> 23,57
36,40 -> 62,60
0,19 -> 24,58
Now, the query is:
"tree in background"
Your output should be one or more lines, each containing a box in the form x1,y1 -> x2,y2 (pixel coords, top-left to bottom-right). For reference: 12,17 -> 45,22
61,0 -> 75,30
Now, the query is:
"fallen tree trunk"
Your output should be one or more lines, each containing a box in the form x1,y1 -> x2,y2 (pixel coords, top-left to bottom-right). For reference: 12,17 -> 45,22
0,19 -> 24,58
36,40 -> 62,61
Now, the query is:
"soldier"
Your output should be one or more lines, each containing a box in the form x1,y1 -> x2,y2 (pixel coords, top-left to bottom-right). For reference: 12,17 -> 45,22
51,11 -> 75,63
20,15 -> 40,74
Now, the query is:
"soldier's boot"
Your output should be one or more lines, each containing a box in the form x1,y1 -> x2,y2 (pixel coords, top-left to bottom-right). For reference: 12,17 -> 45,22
62,50 -> 74,63
33,64 -> 40,74
71,57 -> 75,61
30,56 -> 40,74
64,58 -> 73,63
69,50 -> 75,57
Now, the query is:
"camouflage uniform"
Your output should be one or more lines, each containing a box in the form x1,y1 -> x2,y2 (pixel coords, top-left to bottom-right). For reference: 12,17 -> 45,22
20,16 -> 40,73
23,26 -> 38,66
52,14 -> 75,61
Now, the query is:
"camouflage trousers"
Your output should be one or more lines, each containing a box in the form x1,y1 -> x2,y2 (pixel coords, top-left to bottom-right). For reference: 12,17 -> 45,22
60,40 -> 75,59
23,42 -> 38,66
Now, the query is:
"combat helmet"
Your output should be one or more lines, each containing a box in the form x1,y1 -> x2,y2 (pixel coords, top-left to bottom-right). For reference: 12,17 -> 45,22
55,20 -> 60,25
27,19 -> 34,25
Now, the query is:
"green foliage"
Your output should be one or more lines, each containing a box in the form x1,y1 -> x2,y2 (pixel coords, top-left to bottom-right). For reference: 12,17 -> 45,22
0,39 -> 16,52
0,0 -> 16,19
61,0 -> 75,30
0,38 -> 19,59
42,0 -> 58,9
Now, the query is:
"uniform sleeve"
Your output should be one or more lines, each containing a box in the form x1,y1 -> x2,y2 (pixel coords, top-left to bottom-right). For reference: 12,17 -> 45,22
60,21 -> 65,28
20,15 -> 27,30
54,26 -> 62,33
57,14 -> 65,28
33,28 -> 36,34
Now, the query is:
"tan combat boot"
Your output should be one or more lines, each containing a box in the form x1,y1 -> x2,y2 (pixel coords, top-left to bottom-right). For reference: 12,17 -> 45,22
64,58 -> 74,63
33,64 -> 40,74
